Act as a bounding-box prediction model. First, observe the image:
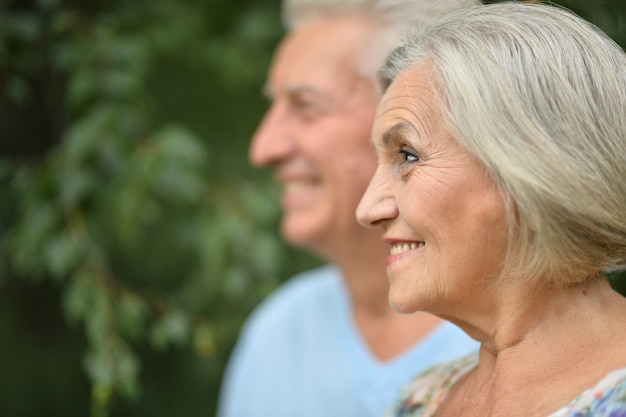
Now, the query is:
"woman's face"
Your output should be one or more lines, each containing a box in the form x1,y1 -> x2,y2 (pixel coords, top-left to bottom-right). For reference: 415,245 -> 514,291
356,64 -> 510,316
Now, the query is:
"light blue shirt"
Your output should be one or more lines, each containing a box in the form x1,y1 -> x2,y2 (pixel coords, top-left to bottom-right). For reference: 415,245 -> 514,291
217,265 -> 479,417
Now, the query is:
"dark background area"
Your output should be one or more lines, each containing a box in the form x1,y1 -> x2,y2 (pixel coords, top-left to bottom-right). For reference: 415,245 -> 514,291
0,0 -> 625,416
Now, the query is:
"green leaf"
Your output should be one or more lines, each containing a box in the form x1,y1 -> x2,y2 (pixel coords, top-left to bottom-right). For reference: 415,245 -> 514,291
192,322 -> 216,358
56,165 -> 97,210
115,293 -> 149,341
84,338 -> 141,398
10,203 -> 60,277
63,269 -> 97,323
150,310 -> 190,350
45,231 -> 83,280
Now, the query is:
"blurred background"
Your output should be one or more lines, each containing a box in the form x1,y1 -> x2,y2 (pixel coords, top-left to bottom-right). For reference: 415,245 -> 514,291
0,0 -> 624,416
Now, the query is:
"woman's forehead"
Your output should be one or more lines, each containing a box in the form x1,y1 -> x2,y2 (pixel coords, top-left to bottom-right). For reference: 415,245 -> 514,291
374,65 -> 439,135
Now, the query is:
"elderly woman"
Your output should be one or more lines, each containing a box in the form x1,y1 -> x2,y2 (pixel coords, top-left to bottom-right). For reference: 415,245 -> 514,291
356,2 -> 626,416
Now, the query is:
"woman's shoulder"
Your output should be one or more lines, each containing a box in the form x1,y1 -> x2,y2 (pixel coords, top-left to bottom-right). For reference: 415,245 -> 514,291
387,353 -> 479,417
552,366 -> 626,417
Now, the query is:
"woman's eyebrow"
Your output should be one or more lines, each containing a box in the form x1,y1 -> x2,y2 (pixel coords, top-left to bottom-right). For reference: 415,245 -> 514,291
381,121 -> 417,146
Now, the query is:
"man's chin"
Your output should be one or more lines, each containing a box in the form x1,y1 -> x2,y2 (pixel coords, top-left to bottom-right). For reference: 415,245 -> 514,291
280,218 -> 322,250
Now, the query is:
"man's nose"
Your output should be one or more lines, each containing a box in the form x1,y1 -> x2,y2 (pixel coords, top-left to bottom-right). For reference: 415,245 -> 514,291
249,103 -> 295,167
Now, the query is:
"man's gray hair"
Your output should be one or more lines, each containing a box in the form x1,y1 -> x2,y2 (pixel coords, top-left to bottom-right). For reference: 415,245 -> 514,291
282,0 -> 480,82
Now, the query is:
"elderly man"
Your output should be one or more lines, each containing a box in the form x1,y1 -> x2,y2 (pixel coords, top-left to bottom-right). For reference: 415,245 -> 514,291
217,1 -> 479,416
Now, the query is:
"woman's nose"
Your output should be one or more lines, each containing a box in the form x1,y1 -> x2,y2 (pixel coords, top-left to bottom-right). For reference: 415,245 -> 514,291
356,167 -> 398,228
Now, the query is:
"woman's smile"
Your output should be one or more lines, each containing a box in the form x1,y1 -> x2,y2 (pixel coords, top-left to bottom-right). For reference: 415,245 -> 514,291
387,241 -> 425,265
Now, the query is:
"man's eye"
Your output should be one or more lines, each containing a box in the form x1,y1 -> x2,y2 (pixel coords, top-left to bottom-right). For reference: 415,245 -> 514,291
292,97 -> 312,110
398,147 -> 419,163
290,98 -> 320,120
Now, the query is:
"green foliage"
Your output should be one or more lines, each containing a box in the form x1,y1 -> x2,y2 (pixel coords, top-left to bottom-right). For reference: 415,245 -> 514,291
0,0 -> 322,416
0,0 -> 624,416
2,101 -> 293,414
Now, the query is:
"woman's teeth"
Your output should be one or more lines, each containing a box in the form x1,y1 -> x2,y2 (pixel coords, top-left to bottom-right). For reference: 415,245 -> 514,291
390,242 -> 424,255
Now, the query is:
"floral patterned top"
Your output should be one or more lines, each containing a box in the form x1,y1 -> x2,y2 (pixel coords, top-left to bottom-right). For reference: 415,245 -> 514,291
386,353 -> 626,417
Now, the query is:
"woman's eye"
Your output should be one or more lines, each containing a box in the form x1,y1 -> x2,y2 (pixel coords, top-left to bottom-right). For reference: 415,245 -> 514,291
398,147 -> 419,163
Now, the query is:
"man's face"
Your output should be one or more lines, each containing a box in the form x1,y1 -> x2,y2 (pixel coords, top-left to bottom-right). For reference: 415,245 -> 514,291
249,16 -> 380,257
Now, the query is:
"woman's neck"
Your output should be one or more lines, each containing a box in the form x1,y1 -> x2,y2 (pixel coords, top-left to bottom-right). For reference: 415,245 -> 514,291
440,278 -> 626,417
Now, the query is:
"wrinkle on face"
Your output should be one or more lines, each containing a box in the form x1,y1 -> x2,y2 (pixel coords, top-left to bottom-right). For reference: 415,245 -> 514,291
363,63 -> 509,319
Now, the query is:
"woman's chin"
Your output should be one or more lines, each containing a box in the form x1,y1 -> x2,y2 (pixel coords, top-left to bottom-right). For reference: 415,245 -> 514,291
388,295 -> 420,315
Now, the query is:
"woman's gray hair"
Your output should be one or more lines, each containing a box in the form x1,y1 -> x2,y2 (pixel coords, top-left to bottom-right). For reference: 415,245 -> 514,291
381,2 -> 626,285
282,0 -> 480,82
